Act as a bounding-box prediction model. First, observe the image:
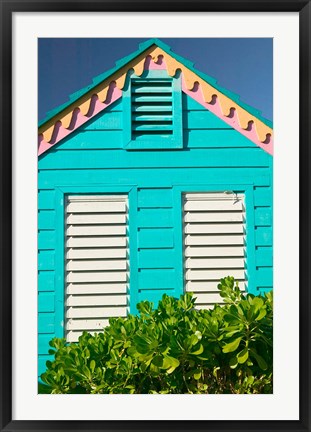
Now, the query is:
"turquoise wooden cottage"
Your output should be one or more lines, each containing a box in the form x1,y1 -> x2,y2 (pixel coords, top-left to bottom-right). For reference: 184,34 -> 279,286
38,39 -> 273,375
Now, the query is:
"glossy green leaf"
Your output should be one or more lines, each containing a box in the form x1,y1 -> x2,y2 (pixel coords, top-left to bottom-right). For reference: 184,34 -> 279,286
191,344 -> 204,355
222,337 -> 242,353
193,370 -> 201,380
237,348 -> 249,364
152,355 -> 163,367
251,351 -> 268,370
90,360 -> 96,373
162,355 -> 180,374
255,308 -> 267,321
229,356 -> 238,369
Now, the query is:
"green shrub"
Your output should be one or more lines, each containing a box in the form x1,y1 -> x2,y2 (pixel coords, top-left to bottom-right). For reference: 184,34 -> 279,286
40,277 -> 273,394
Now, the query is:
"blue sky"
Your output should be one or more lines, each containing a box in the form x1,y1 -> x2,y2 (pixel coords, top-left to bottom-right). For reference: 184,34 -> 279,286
38,38 -> 273,123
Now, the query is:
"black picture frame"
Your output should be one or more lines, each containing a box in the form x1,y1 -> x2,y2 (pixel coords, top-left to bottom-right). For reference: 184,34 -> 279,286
1,1 -> 310,431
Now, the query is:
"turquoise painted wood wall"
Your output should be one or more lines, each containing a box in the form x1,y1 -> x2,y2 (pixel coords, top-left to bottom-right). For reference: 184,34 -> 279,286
38,93 -> 273,376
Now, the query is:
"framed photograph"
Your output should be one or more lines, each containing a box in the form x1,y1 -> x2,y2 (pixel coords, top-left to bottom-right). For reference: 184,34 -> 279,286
1,1 -> 309,431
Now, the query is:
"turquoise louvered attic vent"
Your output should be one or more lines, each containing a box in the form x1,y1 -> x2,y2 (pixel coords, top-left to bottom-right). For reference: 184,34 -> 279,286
123,70 -> 183,149
131,79 -> 174,138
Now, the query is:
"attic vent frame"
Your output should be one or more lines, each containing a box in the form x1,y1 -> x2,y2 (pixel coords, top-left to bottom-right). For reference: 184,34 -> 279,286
123,70 -> 183,150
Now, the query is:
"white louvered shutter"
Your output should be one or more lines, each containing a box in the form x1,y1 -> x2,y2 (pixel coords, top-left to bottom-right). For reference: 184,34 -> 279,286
65,195 -> 129,342
183,192 -> 247,309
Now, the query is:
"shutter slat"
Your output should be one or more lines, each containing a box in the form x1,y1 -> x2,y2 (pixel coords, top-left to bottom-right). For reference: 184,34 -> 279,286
185,212 -> 243,222
66,306 -> 128,318
132,123 -> 173,132
67,283 -> 127,295
186,281 -> 246,292
67,330 -> 106,343
185,224 -> 244,234
67,213 -> 126,224
185,246 -> 245,257
186,257 -> 245,269
67,260 -> 127,271
66,248 -> 127,259
132,105 -> 173,113
66,319 -> 110,330
67,294 -> 127,307
132,114 -> 173,122
67,271 -> 127,283
193,292 -> 224,304
186,269 -> 245,280
132,86 -> 172,94
67,225 -> 126,236
185,234 -> 244,246
67,237 -> 127,247
67,201 -> 126,213
132,95 -> 172,103
184,201 -> 243,211
195,304 -> 221,310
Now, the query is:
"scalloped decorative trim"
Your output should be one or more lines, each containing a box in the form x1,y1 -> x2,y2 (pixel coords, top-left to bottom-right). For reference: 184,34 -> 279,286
38,46 -> 273,156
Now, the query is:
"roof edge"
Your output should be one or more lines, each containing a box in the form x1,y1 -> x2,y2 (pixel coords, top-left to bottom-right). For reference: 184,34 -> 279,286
39,38 -> 272,130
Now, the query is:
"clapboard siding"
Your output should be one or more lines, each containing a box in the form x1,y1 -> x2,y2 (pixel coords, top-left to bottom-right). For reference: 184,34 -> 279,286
39,335 -> 54,355
138,228 -> 174,248
184,130 -> 257,149
38,293 -> 55,313
81,114 -> 122,130
38,313 -> 55,334
256,268 -> 273,286
38,168 -> 272,190
138,269 -> 176,289
254,207 -> 272,226
80,106 -> 123,130
254,186 -> 272,207
71,95 -> 237,132
38,250 -> 55,270
136,188 -> 175,301
56,129 -> 258,151
57,131 -> 124,150
137,288 -> 175,306
137,188 -> 172,208
137,208 -> 173,228
38,190 -> 55,209
183,110 -> 233,129
39,168 -> 271,189
38,210 -> 56,230
138,249 -> 175,268
38,356 -> 54,377
256,247 -> 273,267
48,96 -> 258,152
38,93 -> 273,376
253,183 -> 273,293
39,148 -> 270,170
38,271 -> 55,292
255,227 -> 273,246
38,230 -> 56,250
